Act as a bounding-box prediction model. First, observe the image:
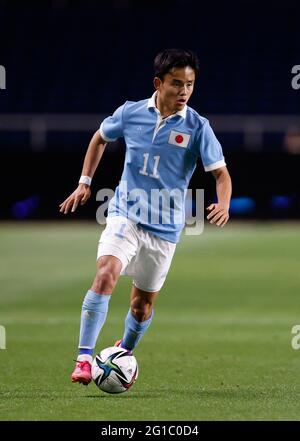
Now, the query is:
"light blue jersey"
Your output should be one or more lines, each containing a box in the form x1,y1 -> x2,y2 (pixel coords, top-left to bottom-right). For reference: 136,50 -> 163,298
99,92 -> 226,243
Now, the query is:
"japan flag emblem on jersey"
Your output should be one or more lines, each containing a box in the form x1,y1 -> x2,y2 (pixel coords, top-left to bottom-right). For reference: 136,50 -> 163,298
168,130 -> 190,148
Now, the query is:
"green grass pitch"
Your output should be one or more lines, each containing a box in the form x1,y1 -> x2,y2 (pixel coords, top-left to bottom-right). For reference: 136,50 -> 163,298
1,221 -> 300,421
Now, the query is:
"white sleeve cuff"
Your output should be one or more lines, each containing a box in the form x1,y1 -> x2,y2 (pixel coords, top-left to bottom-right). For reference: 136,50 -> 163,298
99,123 -> 117,142
204,159 -> 226,172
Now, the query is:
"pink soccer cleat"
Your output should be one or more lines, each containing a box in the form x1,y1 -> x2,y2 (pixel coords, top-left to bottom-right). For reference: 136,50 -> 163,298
71,360 -> 92,385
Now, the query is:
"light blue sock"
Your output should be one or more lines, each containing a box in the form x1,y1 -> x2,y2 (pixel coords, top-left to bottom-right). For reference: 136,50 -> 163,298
78,289 -> 111,355
121,309 -> 154,351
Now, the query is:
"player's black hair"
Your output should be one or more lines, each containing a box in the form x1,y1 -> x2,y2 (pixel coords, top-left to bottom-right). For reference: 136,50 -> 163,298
154,48 -> 199,80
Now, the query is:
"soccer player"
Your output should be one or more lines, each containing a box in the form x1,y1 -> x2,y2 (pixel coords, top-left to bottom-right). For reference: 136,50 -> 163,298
59,49 -> 232,385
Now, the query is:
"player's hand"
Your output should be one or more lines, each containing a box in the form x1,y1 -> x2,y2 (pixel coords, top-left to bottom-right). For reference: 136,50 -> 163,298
59,184 -> 91,214
206,203 -> 229,227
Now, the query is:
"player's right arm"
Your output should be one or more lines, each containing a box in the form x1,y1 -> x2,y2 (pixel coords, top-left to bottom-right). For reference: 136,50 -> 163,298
59,130 -> 107,214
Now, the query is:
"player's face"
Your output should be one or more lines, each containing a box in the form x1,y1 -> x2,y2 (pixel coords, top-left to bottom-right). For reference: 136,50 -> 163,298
154,66 -> 195,115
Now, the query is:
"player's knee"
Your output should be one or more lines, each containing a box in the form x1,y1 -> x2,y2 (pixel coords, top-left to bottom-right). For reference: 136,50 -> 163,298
93,266 -> 118,294
130,298 -> 153,322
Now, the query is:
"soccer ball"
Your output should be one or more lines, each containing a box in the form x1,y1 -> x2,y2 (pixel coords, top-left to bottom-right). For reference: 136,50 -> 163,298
92,346 -> 138,394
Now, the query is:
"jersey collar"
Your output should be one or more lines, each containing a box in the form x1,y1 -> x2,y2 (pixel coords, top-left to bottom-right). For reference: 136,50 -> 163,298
147,91 -> 187,119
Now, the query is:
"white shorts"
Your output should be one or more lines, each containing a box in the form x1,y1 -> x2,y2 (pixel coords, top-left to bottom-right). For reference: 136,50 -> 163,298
97,216 -> 176,292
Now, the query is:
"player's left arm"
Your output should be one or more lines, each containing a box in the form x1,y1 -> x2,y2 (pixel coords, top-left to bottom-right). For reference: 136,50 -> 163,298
206,166 -> 232,227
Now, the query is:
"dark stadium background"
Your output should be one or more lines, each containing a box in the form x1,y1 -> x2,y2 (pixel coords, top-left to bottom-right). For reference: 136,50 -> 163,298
0,0 -> 299,221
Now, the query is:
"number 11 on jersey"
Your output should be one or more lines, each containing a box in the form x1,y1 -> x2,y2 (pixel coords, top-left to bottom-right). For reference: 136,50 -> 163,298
139,153 -> 160,179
